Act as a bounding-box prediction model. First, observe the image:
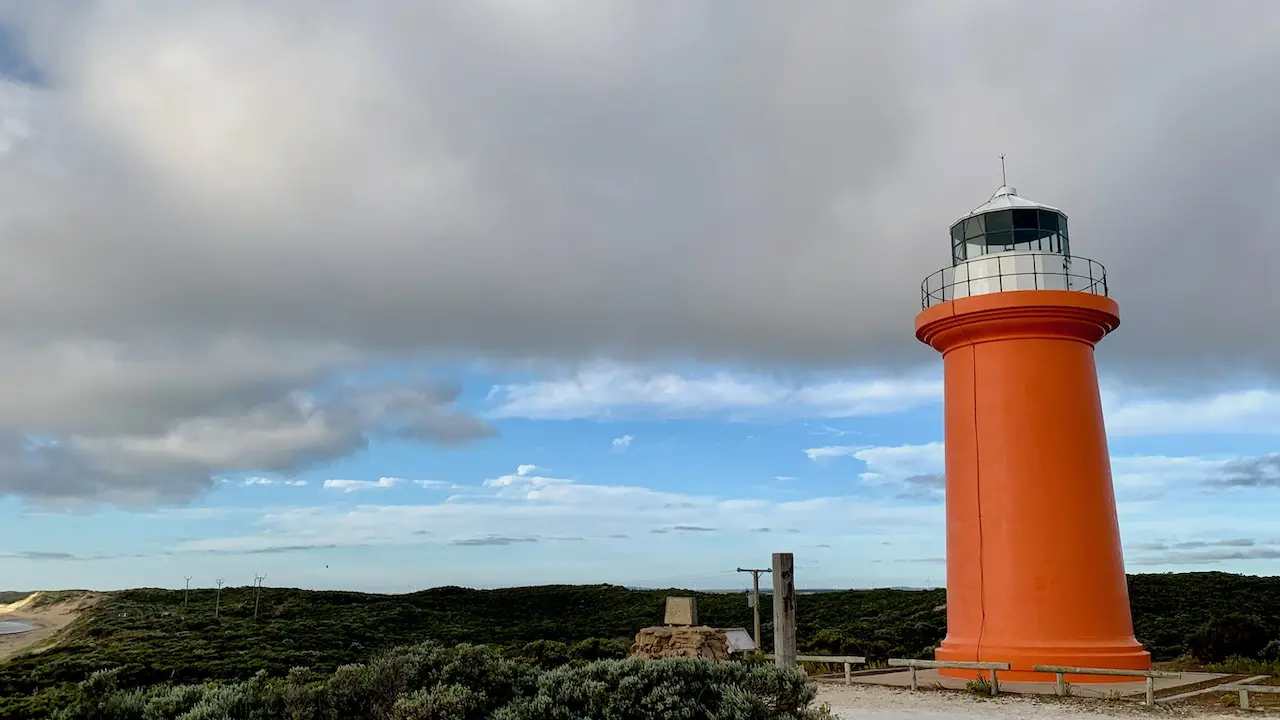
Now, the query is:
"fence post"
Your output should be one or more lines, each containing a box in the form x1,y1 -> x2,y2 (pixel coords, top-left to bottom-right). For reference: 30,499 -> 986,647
990,669 -> 999,696
1145,676 -> 1154,706
844,662 -> 851,685
770,553 -> 797,668
910,666 -> 918,691
1240,688 -> 1250,711
1056,672 -> 1065,696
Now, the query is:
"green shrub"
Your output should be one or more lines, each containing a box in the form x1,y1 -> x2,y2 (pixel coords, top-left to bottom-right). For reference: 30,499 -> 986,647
1189,614 -> 1273,663
1263,639 -> 1280,662
45,643 -> 827,720
493,657 -> 822,720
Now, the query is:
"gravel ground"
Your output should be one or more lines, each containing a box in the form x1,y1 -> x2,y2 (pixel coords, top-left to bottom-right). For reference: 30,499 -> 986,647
814,683 -> 1242,719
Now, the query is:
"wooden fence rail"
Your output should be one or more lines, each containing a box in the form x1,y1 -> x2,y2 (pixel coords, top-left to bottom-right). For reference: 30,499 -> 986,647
1030,665 -> 1182,706
764,654 -> 867,685
1224,683 -> 1280,711
887,658 -> 1011,695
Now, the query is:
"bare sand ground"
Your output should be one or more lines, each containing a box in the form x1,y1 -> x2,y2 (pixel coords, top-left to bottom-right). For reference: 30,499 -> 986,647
815,683 -> 1246,719
0,591 -> 99,661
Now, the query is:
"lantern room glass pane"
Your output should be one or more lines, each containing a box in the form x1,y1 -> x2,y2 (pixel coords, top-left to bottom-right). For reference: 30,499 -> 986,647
984,210 -> 1013,233
964,215 -> 985,239
1037,209 -> 1059,234
1012,209 -> 1038,230
1014,228 -> 1042,249
986,229 -> 1013,248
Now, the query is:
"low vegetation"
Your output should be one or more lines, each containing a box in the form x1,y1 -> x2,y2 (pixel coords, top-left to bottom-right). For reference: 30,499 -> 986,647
0,571 -> 1275,717
47,642 -> 830,720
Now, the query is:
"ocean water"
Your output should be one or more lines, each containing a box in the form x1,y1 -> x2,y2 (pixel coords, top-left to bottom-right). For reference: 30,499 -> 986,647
0,620 -> 36,635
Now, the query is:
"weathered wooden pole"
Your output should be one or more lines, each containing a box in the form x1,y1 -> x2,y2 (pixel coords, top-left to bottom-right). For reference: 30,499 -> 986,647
771,552 -> 796,667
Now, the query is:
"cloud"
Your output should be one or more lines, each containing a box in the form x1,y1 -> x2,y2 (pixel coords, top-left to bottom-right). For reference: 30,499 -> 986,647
0,1 -> 1277,507
0,380 -> 493,507
1129,541 -> 1280,567
816,441 -> 1279,504
806,442 -> 944,478
241,477 -> 308,487
488,363 -> 942,420
178,467 -> 939,554
0,550 -> 78,561
611,434 -> 633,451
323,477 -> 404,493
1104,389 -> 1280,437
240,544 -> 339,555
1213,454 -> 1280,488
451,536 -> 539,547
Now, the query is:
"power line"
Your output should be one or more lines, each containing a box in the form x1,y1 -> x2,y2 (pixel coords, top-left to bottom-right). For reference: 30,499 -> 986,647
214,578 -> 225,619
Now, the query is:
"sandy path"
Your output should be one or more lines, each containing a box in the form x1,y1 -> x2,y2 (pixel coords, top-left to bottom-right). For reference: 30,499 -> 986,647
815,683 -> 1240,719
0,591 -> 97,661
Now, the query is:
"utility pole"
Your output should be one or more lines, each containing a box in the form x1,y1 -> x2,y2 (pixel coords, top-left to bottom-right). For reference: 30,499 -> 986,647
253,575 -> 266,620
214,578 -> 225,618
183,576 -> 191,612
736,566 -> 772,652
771,552 -> 797,667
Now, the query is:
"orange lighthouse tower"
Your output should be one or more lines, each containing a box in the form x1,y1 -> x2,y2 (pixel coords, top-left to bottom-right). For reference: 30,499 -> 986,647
915,184 -> 1150,681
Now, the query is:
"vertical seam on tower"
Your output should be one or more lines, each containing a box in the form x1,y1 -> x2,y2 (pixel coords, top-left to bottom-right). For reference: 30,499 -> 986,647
953,310 -> 986,666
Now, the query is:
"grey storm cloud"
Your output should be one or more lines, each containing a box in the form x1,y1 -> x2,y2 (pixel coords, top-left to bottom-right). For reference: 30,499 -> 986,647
1213,454 -> 1280,488
1129,539 -> 1257,552
0,550 -> 77,561
895,473 -> 946,501
451,536 -> 539,547
1129,545 -> 1280,566
0,1 -> 1275,502
651,525 -> 717,534
0,382 -> 495,507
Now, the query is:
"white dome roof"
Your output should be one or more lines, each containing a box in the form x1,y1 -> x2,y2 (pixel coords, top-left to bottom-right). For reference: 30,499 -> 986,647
953,186 -> 1066,226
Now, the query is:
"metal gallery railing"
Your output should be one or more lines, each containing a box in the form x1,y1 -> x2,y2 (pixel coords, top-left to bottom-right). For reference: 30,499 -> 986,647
920,253 -> 1108,309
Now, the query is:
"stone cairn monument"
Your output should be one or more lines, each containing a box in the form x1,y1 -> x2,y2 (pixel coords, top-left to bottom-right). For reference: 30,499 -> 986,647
630,596 -> 744,660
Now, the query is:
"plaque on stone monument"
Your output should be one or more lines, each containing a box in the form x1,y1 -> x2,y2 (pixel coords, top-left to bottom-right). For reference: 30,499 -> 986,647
663,596 -> 698,626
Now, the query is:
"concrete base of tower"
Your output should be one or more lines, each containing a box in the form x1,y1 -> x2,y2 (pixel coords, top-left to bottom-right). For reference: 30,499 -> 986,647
935,640 -> 1152,683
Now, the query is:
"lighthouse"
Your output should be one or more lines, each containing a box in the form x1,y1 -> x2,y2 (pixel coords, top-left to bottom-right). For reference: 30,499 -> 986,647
915,184 -> 1151,681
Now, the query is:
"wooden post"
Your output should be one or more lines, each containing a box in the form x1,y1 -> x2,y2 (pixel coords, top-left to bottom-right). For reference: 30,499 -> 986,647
1056,672 -> 1066,696
771,552 -> 797,667
844,662 -> 851,685
1240,688 -> 1250,711
1145,676 -> 1155,706
990,669 -> 999,696
910,666 -> 918,691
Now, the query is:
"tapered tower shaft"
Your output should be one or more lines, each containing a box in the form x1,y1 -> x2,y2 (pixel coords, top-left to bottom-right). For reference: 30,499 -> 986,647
915,185 -> 1150,682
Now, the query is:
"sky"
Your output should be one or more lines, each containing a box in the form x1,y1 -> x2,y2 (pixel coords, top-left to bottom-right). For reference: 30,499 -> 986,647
0,0 -> 1276,594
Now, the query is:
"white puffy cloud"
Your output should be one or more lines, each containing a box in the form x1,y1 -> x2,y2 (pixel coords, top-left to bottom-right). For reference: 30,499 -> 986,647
241,477 -> 307,487
323,477 -> 404,493
488,363 -> 942,420
182,464 -> 938,554
1104,388 -> 1280,437
611,434 -> 633,451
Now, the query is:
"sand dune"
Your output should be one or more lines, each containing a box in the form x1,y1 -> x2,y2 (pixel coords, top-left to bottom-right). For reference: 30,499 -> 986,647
0,591 -> 99,661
